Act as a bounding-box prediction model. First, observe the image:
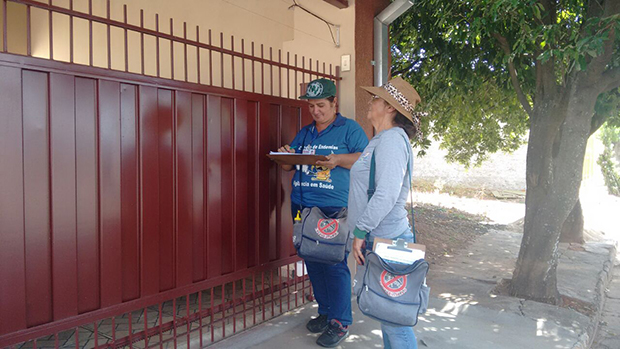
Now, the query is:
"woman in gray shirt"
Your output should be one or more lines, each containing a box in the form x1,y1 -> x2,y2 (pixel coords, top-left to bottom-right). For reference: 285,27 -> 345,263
348,77 -> 423,349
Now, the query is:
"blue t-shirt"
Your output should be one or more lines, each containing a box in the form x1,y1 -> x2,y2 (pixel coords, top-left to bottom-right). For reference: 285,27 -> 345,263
289,113 -> 369,208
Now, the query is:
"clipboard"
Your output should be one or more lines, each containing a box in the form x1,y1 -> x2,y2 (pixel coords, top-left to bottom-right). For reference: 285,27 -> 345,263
372,237 -> 425,264
267,152 -> 328,165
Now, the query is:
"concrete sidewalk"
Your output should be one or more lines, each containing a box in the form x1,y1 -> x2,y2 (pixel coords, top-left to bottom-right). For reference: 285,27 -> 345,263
210,230 -> 616,349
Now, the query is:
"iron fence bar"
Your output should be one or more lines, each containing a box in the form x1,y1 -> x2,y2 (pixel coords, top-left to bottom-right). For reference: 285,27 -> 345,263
140,10 -> 144,75
208,29 -> 212,86
106,0 -> 110,69
231,35 -> 235,90
49,0 -> 53,60
155,13 -> 160,77
219,32 -> 223,87
196,25 -> 200,84
269,47 -> 273,95
241,39 -> 245,91
173,298 -> 177,348
69,0 -> 73,63
3,0 -> 7,52
183,22 -> 188,82
170,18 -> 174,80
26,4 -> 31,56
123,5 -> 128,72
186,294 -> 190,348
88,0 -> 92,66
9,0 -> 338,80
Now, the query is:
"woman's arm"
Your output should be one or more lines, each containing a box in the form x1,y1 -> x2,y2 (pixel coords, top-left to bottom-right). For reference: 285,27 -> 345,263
354,133 -> 409,235
315,152 -> 361,170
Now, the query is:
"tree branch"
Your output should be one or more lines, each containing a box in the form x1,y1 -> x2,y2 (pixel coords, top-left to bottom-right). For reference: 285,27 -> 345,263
585,1 -> 620,82
492,33 -> 533,116
599,67 -> 620,93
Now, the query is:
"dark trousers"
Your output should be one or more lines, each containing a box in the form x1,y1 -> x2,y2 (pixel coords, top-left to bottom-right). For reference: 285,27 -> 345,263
291,203 -> 353,326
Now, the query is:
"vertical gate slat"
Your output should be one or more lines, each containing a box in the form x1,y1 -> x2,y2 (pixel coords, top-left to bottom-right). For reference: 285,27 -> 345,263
247,101 -> 259,268
157,89 -> 175,291
22,70 -> 53,327
50,73 -> 79,320
175,90 -> 193,287
120,83 -> 139,301
221,97 -> 234,274
268,104 -> 279,262
0,66 -> 27,335
139,85 -> 161,296
206,95 -> 222,278
257,102 -> 271,265
279,105 -> 296,258
98,80 -> 123,308
234,99 -> 249,271
75,77 -> 100,314
191,94 -> 205,282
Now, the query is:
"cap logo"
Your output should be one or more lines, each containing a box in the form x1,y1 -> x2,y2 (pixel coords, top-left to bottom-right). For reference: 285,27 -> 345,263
306,81 -> 324,98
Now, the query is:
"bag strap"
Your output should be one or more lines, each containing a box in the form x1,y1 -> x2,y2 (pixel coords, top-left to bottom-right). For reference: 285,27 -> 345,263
367,135 -> 416,242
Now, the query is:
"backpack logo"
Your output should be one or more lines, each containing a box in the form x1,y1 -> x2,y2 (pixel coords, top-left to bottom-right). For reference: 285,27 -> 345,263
380,271 -> 407,297
306,81 -> 323,97
316,219 -> 339,239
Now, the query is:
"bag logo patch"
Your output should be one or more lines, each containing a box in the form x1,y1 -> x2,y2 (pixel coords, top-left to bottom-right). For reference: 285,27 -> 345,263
380,271 -> 407,297
316,219 -> 339,239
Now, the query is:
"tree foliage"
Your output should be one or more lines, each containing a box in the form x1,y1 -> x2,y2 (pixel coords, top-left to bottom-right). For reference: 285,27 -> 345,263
392,0 -> 620,166
392,0 -> 620,302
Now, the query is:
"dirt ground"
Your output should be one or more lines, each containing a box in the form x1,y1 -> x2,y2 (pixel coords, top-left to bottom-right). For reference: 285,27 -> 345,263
413,203 -> 492,266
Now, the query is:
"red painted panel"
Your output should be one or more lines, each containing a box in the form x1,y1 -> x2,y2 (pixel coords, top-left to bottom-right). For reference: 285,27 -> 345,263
257,102 -> 273,265
279,105 -> 298,258
221,98 -> 234,274
139,85 -> 161,297
175,90 -> 193,287
158,89 -> 175,291
22,70 -> 53,327
234,99 -> 249,271
75,77 -> 100,314
206,95 -> 222,278
246,101 -> 259,268
0,66 -> 27,335
120,83 -> 140,301
50,73 -> 78,320
268,104 -> 280,262
98,80 -> 123,308
191,94 -> 206,282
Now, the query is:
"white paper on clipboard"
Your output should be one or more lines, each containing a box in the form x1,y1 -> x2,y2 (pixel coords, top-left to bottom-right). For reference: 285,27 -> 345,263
374,242 -> 425,265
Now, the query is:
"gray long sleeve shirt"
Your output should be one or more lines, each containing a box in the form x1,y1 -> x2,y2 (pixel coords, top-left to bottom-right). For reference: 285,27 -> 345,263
348,127 -> 413,239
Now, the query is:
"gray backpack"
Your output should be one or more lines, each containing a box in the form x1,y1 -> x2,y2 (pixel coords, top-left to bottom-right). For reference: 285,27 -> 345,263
353,249 -> 430,326
292,207 -> 350,264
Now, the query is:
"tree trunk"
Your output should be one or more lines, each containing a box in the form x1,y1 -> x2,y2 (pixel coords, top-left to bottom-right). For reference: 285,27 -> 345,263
510,89 -> 597,304
559,199 -> 584,243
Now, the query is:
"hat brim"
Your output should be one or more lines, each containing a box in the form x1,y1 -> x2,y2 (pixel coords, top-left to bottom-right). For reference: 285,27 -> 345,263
360,85 -> 415,124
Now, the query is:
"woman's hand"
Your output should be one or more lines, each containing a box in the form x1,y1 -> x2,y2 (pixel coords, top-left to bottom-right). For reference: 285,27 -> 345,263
277,144 -> 296,153
316,154 -> 340,169
352,237 -> 366,265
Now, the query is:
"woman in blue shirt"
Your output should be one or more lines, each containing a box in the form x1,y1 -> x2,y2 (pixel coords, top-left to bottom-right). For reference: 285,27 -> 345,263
277,78 -> 368,347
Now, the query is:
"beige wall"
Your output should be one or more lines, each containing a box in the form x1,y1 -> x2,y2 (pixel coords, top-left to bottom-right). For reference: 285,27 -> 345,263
2,0 -> 358,120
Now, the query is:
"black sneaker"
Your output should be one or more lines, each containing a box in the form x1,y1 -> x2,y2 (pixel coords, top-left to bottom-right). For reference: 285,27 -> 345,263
316,319 -> 349,348
306,314 -> 329,333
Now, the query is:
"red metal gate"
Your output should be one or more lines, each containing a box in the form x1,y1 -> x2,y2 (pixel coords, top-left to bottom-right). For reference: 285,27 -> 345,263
0,1 -> 340,348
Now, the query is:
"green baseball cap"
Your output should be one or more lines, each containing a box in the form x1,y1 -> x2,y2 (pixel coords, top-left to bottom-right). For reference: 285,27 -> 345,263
299,78 -> 337,99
